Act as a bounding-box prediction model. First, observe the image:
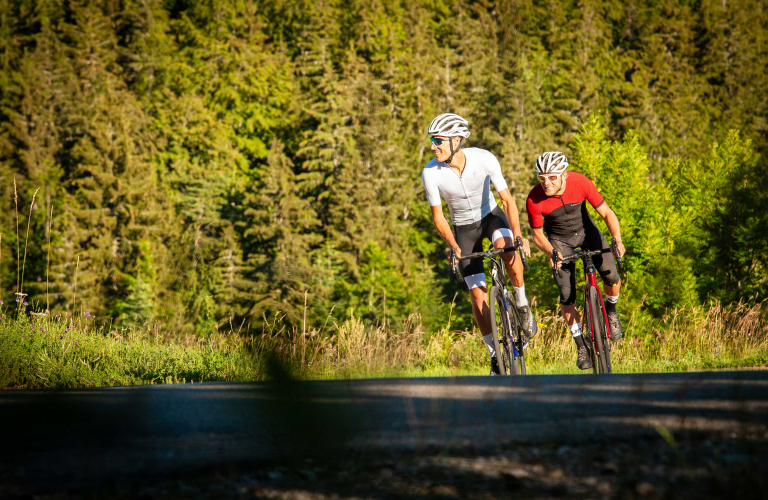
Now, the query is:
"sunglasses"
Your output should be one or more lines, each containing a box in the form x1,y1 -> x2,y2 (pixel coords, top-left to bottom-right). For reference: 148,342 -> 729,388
430,137 -> 448,146
538,174 -> 562,183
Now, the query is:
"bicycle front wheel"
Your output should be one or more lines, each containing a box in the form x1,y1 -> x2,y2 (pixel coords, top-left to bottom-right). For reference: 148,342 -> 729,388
507,303 -> 527,375
583,292 -> 597,374
589,288 -> 612,374
489,285 -> 514,376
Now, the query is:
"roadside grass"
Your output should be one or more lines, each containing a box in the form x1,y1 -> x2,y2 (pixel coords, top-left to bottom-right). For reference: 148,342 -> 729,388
1,300 -> 766,389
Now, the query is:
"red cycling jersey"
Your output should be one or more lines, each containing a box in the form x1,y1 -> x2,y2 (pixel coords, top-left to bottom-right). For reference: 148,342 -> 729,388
526,172 -> 605,242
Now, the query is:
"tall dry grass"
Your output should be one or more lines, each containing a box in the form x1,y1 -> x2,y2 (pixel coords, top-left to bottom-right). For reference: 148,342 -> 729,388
2,299 -> 766,388
243,300 -> 768,379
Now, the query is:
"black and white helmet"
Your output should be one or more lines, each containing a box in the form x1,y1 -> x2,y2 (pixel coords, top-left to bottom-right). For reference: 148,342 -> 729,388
428,113 -> 471,138
535,152 -> 569,175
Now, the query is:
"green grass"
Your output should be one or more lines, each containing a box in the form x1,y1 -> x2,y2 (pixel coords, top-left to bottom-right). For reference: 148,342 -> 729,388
1,300 -> 767,389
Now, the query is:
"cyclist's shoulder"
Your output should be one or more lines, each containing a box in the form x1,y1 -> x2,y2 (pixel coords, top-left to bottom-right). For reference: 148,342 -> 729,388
567,171 -> 594,185
422,157 -> 444,172
464,147 -> 497,162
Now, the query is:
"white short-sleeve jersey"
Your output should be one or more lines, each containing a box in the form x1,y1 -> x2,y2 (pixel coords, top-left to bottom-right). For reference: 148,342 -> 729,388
421,148 -> 509,226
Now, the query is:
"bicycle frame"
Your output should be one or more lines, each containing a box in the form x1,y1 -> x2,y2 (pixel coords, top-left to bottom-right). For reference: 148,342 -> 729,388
554,239 -> 622,374
581,251 -> 612,370
454,238 -> 530,375
488,257 -> 522,359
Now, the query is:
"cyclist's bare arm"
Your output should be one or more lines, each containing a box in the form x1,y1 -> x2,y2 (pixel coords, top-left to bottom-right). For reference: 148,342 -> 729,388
531,227 -> 562,268
431,205 -> 461,259
497,188 -> 531,257
595,203 -> 625,256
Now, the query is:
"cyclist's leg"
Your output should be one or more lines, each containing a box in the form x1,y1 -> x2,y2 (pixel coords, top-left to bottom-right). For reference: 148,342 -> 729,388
485,207 -> 536,336
485,207 -> 524,287
551,238 -> 591,368
551,238 -> 579,324
485,207 -> 526,303
584,226 -> 622,340
583,226 -> 621,293
455,220 -> 496,355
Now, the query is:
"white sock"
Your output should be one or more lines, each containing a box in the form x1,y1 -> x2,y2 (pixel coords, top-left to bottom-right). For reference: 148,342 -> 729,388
605,293 -> 619,304
513,285 -> 528,308
482,333 -> 496,356
569,322 -> 582,337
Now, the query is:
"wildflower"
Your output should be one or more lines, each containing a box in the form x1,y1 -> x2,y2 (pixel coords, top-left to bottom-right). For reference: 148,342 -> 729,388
16,298 -> 20,302
23,301 -> 28,306
40,327 -> 44,332
75,342 -> 79,346
85,312 -> 91,317
15,292 -> 27,297
59,335 -> 63,340
0,300 -> 3,304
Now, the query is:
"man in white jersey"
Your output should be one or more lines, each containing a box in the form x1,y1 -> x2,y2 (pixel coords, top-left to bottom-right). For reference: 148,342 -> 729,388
421,113 -> 537,375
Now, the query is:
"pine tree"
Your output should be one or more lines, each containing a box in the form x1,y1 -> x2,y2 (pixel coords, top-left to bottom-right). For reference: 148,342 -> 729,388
57,1 -> 161,318
237,138 -> 321,326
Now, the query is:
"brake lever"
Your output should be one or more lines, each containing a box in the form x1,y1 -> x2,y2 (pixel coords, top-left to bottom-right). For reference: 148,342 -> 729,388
516,236 -> 530,272
611,238 -> 623,269
450,248 -> 465,283
552,248 -> 561,277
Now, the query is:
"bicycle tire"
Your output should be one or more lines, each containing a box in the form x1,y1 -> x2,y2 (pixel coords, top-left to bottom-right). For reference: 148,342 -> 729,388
507,303 -> 527,375
494,285 -> 520,375
489,285 -> 513,376
589,288 -> 612,374
583,293 -> 597,374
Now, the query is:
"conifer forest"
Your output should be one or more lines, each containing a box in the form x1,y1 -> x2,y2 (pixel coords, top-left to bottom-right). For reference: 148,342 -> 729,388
1,0 -> 767,338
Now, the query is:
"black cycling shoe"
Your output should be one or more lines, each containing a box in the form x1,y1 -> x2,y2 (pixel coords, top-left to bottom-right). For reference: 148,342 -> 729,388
490,355 -> 500,375
605,302 -> 623,341
505,291 -> 538,338
518,305 -> 538,338
577,346 -> 593,370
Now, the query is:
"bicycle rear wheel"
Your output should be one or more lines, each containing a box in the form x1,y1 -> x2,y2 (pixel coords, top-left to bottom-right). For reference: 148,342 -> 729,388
489,285 -> 514,376
589,288 -> 612,374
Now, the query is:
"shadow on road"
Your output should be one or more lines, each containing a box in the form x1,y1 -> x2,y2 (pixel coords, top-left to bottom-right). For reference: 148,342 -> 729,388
1,370 -> 767,497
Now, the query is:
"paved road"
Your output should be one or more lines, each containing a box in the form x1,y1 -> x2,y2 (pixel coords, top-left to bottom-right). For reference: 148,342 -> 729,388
2,371 -> 767,493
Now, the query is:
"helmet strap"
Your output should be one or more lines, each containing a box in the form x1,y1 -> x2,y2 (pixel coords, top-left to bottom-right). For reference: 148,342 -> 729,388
447,137 -> 464,165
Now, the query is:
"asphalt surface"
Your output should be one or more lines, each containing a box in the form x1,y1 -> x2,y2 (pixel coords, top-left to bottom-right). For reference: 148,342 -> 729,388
2,371 -> 767,495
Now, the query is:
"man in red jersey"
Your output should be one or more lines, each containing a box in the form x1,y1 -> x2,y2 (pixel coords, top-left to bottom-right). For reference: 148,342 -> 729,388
526,152 -> 626,370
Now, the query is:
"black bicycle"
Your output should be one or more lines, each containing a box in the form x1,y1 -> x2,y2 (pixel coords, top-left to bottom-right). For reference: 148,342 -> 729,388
553,238 -> 623,374
451,237 -> 530,375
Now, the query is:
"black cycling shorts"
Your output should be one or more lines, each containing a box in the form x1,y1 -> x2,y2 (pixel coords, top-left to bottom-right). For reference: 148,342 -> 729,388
550,222 -> 620,305
454,206 -> 513,289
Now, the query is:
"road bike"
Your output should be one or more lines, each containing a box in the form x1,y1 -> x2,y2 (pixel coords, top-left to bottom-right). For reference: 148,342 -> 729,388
552,238 -> 623,374
451,237 -> 530,375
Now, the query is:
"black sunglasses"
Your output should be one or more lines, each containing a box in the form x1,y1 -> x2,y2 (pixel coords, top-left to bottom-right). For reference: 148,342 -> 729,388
430,137 -> 448,146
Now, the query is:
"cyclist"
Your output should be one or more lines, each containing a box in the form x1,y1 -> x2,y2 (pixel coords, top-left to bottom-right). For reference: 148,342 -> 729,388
422,113 -> 537,375
526,152 -> 626,370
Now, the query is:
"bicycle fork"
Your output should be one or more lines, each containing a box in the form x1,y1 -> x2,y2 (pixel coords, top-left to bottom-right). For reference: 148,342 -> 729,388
492,268 -> 519,358
585,262 -> 610,357
502,296 -> 520,357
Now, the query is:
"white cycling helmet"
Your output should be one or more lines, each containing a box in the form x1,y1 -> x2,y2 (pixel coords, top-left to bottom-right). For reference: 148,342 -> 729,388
535,152 -> 569,175
428,113 -> 471,138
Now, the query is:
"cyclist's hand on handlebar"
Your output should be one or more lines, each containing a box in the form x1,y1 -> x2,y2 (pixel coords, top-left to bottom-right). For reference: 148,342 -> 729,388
446,246 -> 461,265
521,237 -> 531,258
615,239 -> 626,258
549,250 -> 564,270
